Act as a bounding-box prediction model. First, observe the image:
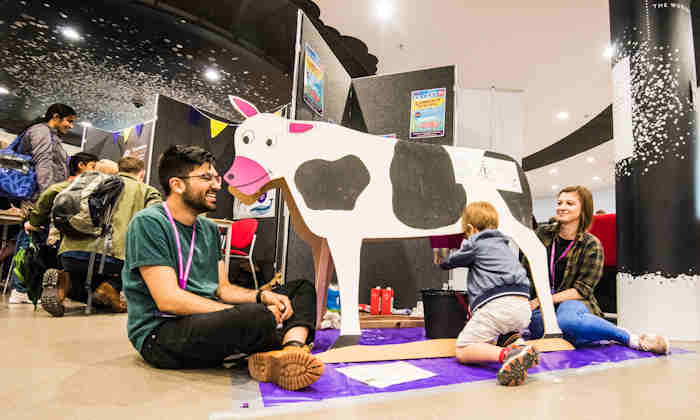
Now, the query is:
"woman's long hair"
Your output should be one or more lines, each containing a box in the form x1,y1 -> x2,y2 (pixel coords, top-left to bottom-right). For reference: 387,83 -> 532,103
20,103 -> 76,134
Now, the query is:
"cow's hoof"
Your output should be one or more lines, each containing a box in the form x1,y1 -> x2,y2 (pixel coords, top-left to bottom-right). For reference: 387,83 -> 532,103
329,334 -> 361,349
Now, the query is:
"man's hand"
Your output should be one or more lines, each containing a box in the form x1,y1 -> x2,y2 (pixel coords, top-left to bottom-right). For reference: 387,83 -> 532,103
24,221 -> 39,233
260,290 -> 293,321
529,298 -> 540,311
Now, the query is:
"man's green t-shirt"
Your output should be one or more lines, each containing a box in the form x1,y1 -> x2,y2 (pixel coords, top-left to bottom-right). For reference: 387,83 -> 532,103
123,203 -> 223,353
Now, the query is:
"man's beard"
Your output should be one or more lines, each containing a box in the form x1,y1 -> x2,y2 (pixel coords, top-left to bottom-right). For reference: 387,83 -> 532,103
182,186 -> 216,214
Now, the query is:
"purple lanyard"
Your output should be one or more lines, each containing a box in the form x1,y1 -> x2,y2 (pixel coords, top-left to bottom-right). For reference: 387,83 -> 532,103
549,238 -> 575,290
162,203 -> 196,290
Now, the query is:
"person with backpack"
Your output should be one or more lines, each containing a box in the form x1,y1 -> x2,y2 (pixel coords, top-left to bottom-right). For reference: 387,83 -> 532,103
41,156 -> 162,316
5,104 -> 77,303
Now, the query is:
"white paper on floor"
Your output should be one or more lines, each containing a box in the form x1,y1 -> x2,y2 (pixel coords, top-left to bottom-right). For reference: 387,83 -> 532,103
335,361 -> 436,388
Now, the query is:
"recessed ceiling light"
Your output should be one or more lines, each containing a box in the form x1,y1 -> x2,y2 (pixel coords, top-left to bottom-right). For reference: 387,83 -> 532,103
586,156 -> 596,163
0,86 -> 9,95
61,27 -> 81,41
603,45 -> 614,59
80,121 -> 92,127
592,176 -> 601,182
549,167 -> 559,175
204,68 -> 220,81
376,1 -> 393,20
551,184 -> 560,191
556,111 -> 569,120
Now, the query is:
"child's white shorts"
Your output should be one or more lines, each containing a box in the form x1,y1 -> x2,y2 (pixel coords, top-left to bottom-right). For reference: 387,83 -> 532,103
456,295 -> 531,347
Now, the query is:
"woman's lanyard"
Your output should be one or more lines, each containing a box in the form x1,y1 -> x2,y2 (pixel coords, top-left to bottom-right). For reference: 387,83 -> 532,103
162,203 -> 196,290
549,237 -> 575,292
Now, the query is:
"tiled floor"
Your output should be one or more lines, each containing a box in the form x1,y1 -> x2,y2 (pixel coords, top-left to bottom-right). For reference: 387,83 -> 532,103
1,295 -> 698,420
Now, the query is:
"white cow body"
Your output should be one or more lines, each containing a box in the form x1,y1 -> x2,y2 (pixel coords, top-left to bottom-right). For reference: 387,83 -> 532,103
226,98 -> 560,345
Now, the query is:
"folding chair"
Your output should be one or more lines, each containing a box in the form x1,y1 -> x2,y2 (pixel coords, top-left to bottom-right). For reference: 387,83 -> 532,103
227,218 -> 259,289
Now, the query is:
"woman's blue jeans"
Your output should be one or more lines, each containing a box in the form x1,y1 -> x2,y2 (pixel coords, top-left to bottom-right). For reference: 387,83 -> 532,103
528,300 -> 629,347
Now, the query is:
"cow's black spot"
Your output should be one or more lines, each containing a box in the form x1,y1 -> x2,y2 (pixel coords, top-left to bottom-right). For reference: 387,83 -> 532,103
483,151 -> 532,228
390,141 -> 466,229
294,155 -> 370,210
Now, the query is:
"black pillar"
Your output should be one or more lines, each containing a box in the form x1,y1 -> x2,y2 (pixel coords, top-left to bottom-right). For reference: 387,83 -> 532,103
609,0 -> 699,335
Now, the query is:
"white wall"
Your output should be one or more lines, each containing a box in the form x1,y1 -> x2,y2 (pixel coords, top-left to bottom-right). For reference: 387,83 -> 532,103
455,88 -> 523,163
533,186 -> 616,223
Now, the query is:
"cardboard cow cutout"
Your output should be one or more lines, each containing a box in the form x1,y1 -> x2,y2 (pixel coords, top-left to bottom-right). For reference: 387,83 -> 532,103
226,96 -> 570,352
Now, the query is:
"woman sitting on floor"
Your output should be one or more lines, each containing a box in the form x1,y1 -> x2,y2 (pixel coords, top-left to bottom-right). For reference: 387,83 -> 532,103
527,185 -> 669,354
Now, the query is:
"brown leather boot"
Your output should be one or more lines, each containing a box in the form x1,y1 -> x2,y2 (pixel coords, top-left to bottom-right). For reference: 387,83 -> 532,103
94,282 -> 127,313
41,269 -> 70,317
248,344 -> 324,390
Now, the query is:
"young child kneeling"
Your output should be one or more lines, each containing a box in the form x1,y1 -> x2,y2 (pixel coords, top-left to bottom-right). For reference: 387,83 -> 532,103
439,201 -> 538,386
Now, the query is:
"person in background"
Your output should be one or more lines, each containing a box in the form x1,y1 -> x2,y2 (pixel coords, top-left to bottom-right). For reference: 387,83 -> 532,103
595,209 -> 606,215
118,156 -> 147,182
40,156 -> 162,316
123,145 -> 322,390
95,159 -> 119,175
439,201 -> 539,386
527,185 -> 669,354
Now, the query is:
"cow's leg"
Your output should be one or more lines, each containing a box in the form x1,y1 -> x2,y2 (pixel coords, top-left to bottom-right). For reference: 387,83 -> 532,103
312,238 -> 334,329
326,237 -> 362,348
499,216 -> 563,338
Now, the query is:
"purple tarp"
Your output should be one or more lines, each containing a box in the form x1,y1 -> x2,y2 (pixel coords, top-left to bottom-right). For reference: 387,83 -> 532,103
258,328 -> 688,407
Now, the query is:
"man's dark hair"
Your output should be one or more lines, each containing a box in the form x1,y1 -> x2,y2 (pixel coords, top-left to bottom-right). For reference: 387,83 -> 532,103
158,145 -> 215,196
68,152 -> 98,176
22,103 -> 77,133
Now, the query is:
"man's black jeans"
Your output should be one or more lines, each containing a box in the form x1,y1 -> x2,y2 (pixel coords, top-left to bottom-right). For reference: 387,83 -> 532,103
141,279 -> 317,369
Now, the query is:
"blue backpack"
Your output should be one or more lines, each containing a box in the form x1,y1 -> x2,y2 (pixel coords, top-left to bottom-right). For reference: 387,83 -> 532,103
0,133 -> 37,199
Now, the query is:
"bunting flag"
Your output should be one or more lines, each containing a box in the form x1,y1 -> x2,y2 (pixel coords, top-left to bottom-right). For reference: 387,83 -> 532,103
122,127 -> 133,144
135,123 -> 144,137
112,132 -> 119,145
188,106 -> 202,126
210,118 -> 228,139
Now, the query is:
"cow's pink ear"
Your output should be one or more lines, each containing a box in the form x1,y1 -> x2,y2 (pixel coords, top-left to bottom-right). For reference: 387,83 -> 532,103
229,95 -> 260,119
289,122 -> 314,133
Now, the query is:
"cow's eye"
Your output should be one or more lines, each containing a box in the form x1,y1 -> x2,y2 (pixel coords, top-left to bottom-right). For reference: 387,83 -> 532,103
241,131 -> 254,145
265,138 -> 276,147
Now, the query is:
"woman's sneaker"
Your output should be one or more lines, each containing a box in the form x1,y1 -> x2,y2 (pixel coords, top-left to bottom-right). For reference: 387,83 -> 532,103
639,334 -> 670,355
497,344 -> 539,386
8,289 -> 31,304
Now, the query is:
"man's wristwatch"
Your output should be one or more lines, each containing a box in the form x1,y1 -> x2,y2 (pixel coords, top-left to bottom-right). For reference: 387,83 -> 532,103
256,290 -> 263,304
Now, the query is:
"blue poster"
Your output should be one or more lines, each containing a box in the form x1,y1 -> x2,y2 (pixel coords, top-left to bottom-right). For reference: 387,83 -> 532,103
409,88 -> 446,139
303,43 -> 324,116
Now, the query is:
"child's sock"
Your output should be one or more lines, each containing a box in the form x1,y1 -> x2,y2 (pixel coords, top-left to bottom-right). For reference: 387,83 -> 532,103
498,348 -> 509,363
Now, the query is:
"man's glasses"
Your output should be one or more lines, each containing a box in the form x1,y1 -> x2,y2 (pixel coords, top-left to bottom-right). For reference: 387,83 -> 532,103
179,174 -> 222,184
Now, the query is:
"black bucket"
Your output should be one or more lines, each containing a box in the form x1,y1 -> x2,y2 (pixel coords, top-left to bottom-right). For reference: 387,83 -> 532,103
421,289 -> 470,339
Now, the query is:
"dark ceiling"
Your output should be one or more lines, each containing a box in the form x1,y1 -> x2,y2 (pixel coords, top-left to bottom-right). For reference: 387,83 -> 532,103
0,0 -> 377,144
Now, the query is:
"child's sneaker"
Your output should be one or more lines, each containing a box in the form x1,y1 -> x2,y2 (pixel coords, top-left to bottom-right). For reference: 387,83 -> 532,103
497,344 -> 539,386
248,345 -> 324,390
496,331 -> 523,347
639,334 -> 670,355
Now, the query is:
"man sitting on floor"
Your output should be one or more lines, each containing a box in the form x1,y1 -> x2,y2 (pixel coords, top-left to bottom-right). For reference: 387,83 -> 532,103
41,156 -> 162,316
123,145 -> 323,390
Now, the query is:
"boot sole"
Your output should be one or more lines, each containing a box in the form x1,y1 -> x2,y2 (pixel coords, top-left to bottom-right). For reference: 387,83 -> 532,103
40,269 -> 64,317
497,345 -> 539,386
248,350 -> 324,390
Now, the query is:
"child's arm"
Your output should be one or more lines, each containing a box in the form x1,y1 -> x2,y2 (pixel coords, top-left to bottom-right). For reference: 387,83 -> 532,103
439,239 -> 476,270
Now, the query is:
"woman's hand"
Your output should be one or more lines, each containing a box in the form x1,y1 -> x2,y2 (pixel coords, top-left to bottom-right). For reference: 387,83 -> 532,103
261,290 -> 293,321
529,298 -> 540,311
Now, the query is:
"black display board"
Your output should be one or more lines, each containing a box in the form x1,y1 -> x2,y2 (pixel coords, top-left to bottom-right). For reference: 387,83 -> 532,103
148,95 -> 277,284
350,66 -> 456,146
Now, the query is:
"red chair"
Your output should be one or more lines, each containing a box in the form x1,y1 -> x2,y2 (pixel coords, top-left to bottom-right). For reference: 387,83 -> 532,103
228,218 -> 259,289
588,213 -> 617,316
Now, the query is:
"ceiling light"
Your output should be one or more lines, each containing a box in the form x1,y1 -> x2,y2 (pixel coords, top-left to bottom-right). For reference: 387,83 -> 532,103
551,184 -> 560,191
80,121 -> 92,127
603,45 -> 614,59
586,156 -> 596,163
592,176 -> 601,182
556,111 -> 569,120
549,167 -> 559,175
0,86 -> 9,95
61,27 -> 81,41
376,1 -> 393,20
204,68 -> 220,81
